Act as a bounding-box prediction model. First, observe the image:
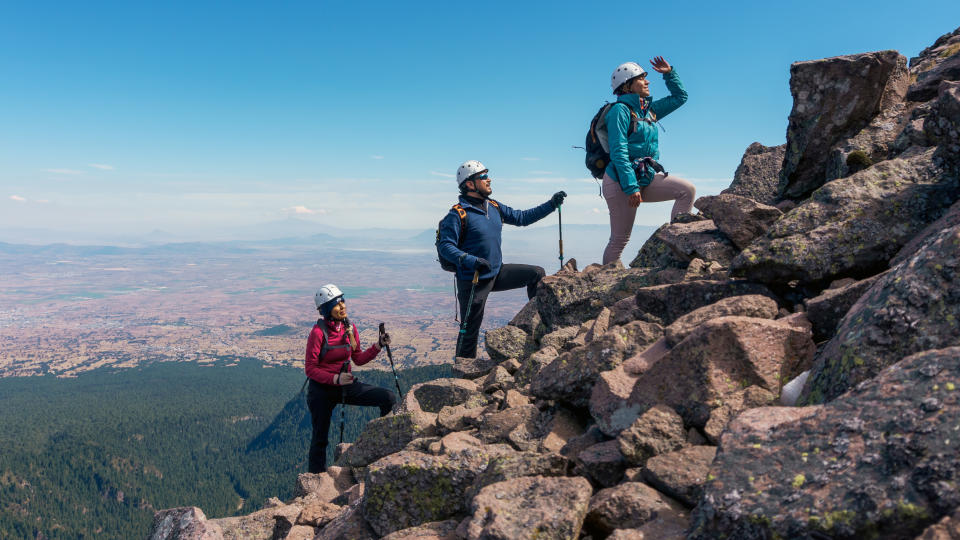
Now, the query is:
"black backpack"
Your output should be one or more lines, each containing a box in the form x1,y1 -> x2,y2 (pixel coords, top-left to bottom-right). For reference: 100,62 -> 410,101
435,200 -> 501,272
584,102 -> 639,179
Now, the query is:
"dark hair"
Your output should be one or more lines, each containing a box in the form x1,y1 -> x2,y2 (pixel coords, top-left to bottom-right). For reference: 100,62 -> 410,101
613,75 -> 645,96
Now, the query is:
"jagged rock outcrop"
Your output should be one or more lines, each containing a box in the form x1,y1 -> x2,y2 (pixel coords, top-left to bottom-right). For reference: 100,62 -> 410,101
779,50 -> 910,199
484,325 -> 535,362
690,347 -> 960,540
465,476 -> 592,540
723,142 -> 786,205
800,222 -> 960,404
628,280 -> 775,326
336,411 -> 438,468
616,405 -> 687,466
663,294 -> 780,346
803,272 -> 886,341
584,482 -> 686,537
907,27 -> 960,102
629,220 -> 738,269
405,378 -> 487,414
149,507 -> 223,540
694,194 -> 783,250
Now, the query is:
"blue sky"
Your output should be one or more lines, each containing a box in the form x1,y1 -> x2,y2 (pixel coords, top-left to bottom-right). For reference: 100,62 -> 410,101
2,1 -> 958,240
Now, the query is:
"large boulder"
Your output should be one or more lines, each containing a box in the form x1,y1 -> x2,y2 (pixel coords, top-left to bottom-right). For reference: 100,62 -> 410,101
891,199 -> 960,267
694,194 -> 784,250
585,482 -> 687,537
210,503 -> 301,540
465,476 -> 593,540
722,142 -> 786,205
779,50 -> 909,199
380,519 -> 459,540
630,220 -> 738,268
530,321 -> 662,408
907,27 -> 960,102
362,450 -> 487,537
469,452 -> 570,499
452,356 -> 497,380
623,316 -> 815,428
315,500 -> 378,540
733,147 -> 960,285
475,404 -> 539,445
336,411 -> 438,468
664,294 -> 780,347
536,262 -> 652,329
631,280 -> 776,326
148,507 -> 223,540
800,223 -> 960,404
407,378 -> 487,414
577,439 -> 627,488
485,325 -> 535,362
642,445 -> 717,507
690,347 -> 960,540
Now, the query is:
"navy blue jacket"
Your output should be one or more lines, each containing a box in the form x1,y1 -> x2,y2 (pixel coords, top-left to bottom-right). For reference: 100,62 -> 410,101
437,195 -> 556,281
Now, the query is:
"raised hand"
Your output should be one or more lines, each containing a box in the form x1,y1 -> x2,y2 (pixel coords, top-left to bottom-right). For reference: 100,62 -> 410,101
650,56 -> 672,74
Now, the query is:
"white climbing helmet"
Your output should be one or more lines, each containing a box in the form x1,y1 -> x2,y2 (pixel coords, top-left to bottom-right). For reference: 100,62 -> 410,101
456,160 -> 488,186
611,62 -> 646,92
314,284 -> 344,309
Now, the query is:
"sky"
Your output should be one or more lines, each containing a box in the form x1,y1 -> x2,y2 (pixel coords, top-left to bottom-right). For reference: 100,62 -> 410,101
2,1 -> 959,242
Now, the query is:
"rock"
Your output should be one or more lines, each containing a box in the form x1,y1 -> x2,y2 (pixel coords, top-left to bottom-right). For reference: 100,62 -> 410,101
514,345 -> 559,386
892,199 -> 960,267
690,347 -> 960,540
915,508 -> 960,539
733,147 -> 960,286
631,220 -> 739,268
779,50 -> 909,199
210,503 -> 301,540
632,280 -> 775,326
438,431 -> 483,454
297,499 -> 342,528
567,307 -> 612,349
469,452 -> 570,499
531,321 -> 662,408
536,261 -> 643,329
682,258 -> 727,281
315,500 -> 378,540
465,476 -> 593,540
539,407 -> 587,453
559,425 -> 605,460
627,316 -> 815,428
578,439 -> 626,487
498,357 -> 521,375
585,482 -> 687,537
362,451 -> 487,537
538,326 -> 578,351
281,525 -> 317,540
590,365 -> 641,437
480,366 -> 514,394
436,404 -> 485,433
616,405 -> 688,466
294,472 -> 340,502
485,325 -> 534,362
801,223 -> 960,404
908,27 -> 960,102
452,356 -> 497,380
476,404 -> 539,444
380,519 -> 460,540
508,297 -> 541,335
694,194 -> 784,250
642,445 -> 717,507
664,294 -> 780,346
502,389 -> 529,409
804,272 -> 886,341
408,379 -> 486,414
148,507 -> 223,540
722,142 -> 787,205
506,408 -> 554,452
687,427 -> 707,445
336,411 -> 438,468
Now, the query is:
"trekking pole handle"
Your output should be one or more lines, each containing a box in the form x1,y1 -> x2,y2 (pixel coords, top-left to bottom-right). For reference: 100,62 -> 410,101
472,270 -> 479,285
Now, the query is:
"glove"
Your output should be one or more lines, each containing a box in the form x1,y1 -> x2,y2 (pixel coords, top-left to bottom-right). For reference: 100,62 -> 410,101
475,258 -> 492,273
551,191 -> 567,208
378,332 -> 391,348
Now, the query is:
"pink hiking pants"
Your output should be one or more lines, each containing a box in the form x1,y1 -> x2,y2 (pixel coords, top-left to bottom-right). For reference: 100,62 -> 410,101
601,172 -> 696,265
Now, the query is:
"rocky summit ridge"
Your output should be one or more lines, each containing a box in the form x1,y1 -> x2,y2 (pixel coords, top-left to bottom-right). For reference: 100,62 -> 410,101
149,26 -> 960,540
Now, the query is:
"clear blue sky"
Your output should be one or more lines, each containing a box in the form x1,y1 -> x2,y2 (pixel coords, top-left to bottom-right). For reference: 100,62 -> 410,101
2,1 -> 958,239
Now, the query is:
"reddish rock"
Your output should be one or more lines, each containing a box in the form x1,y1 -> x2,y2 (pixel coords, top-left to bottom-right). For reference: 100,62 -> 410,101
476,404 -> 539,444
642,445 -> 717,507
664,294 -> 780,346
578,439 -> 626,487
465,476 -> 593,540
616,405 -> 687,466
630,220 -> 739,268
914,508 -> 960,539
804,272 -> 886,341
695,194 -> 784,250
315,500 -> 378,540
632,280 -> 775,326
585,482 -> 687,536
539,407 -> 587,453
294,472 -> 341,502
380,519 -> 460,540
409,378 -> 486,414
336,411 -> 438,468
485,325 -> 535,362
690,347 -> 960,539
469,452 -> 569,499
452,356 -> 497,380
297,499 -> 342,528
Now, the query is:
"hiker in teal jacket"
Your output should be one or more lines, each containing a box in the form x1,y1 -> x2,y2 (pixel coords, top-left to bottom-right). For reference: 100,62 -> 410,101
602,56 -> 696,265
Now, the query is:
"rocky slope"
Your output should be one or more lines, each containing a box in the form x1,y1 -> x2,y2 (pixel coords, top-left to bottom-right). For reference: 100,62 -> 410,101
148,26 -> 960,540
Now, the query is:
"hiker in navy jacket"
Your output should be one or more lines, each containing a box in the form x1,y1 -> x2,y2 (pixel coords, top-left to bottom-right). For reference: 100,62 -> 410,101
437,160 -> 566,358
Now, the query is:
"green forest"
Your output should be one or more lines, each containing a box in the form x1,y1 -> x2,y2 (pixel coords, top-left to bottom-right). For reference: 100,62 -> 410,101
0,359 -> 450,539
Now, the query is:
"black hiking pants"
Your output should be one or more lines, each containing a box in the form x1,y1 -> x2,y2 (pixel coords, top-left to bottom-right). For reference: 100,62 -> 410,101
306,378 -> 396,473
455,263 -> 545,359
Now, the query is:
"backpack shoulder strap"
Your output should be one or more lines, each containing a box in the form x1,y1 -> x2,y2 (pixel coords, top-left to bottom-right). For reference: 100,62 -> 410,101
452,204 -> 468,246
318,320 -> 350,359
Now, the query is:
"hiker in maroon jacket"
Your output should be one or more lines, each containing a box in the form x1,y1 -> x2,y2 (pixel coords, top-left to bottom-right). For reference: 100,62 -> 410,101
305,284 -> 394,473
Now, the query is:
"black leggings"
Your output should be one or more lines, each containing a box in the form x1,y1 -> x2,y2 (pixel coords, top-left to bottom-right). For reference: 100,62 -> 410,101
455,263 -> 545,358
306,379 -> 396,473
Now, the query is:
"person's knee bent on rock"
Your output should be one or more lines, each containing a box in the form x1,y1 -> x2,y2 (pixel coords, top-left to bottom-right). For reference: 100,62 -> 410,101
602,57 -> 695,266
437,160 -> 565,359
304,284 -> 396,473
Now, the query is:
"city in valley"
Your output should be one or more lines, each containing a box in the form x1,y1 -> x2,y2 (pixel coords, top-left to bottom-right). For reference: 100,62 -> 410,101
0,239 -> 530,378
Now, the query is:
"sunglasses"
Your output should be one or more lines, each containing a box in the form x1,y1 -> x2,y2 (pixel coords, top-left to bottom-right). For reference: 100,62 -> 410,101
470,173 -> 489,182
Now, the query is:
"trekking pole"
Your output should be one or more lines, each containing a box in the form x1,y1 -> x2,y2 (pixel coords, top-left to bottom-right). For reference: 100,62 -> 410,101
453,270 -> 480,360
557,204 -> 564,269
379,322 -> 404,400
338,360 -> 350,444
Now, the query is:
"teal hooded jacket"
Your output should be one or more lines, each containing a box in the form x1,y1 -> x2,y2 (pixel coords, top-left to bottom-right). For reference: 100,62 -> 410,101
604,68 -> 687,195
